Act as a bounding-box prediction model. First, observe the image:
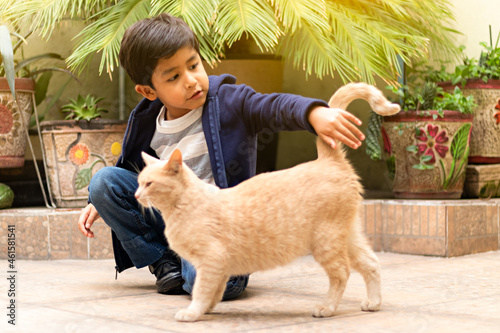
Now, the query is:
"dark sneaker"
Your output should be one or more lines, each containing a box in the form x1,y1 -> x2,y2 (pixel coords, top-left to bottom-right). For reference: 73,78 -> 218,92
148,251 -> 185,295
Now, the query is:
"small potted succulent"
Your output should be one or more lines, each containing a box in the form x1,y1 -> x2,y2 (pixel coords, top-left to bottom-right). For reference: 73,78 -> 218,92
40,94 -> 126,208
367,82 -> 476,199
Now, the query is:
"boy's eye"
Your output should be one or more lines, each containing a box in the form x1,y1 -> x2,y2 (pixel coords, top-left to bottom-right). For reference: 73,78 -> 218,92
189,63 -> 199,70
168,74 -> 179,82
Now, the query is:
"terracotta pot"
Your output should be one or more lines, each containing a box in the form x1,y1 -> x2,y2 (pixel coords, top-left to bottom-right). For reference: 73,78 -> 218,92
382,110 -> 473,199
439,79 -> 500,163
40,119 -> 126,208
0,78 -> 35,168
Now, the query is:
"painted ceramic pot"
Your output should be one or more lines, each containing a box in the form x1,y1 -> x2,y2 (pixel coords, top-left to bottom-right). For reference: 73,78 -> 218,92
0,78 -> 35,168
382,110 -> 473,199
440,79 -> 500,163
40,119 -> 126,208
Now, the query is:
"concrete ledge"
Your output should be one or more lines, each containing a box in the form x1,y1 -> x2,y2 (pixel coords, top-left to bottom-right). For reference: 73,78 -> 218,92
1,199 -> 499,260
0,208 -> 113,260
361,199 -> 500,257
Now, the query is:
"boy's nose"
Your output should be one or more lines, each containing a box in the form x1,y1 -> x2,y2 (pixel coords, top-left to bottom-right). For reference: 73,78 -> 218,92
185,73 -> 197,88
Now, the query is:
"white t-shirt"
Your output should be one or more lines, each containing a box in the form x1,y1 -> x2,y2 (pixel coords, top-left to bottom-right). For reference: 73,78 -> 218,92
150,106 -> 215,185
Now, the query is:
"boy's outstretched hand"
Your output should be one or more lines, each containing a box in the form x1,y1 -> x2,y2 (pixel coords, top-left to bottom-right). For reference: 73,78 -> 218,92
308,106 -> 365,150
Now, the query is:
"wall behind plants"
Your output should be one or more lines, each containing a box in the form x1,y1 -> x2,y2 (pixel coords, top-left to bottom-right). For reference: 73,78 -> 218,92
451,0 -> 500,61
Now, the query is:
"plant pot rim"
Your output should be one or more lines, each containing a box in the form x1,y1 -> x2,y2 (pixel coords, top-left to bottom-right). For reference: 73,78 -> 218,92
438,78 -> 500,90
40,118 -> 127,132
0,77 -> 35,91
384,110 -> 474,122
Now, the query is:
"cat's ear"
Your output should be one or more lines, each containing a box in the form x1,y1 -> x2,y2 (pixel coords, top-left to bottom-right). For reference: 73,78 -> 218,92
142,152 -> 159,166
165,149 -> 183,174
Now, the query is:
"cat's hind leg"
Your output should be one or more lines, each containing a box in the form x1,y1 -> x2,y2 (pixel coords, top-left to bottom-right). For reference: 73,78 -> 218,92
311,241 -> 350,318
175,264 -> 228,322
347,220 -> 382,312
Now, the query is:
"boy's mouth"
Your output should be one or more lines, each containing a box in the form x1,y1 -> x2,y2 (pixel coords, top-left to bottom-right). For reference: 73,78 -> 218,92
188,90 -> 203,100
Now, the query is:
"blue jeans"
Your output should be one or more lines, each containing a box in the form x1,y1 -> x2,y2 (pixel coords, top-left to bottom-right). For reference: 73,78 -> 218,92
89,166 -> 248,300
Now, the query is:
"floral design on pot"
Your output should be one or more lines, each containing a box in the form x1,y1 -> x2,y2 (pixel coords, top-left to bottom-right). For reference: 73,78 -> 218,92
494,98 -> 500,124
69,143 -> 90,165
415,124 -> 449,164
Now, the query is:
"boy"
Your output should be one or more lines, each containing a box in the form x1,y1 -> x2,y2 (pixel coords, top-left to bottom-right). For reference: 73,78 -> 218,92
78,14 -> 365,299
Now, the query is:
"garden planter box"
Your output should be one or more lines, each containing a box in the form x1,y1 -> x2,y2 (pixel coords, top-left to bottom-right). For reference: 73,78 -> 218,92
0,78 -> 35,168
440,79 -> 500,163
464,164 -> 500,198
40,119 -> 126,208
382,110 -> 473,199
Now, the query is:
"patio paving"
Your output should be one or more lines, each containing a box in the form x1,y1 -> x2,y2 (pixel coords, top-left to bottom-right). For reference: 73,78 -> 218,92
1,251 -> 499,332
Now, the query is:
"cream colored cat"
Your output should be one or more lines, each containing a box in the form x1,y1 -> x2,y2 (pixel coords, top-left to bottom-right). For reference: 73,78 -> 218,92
135,83 -> 400,322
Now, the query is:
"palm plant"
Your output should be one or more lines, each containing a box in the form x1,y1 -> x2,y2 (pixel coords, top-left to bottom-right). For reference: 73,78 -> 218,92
1,0 -> 460,84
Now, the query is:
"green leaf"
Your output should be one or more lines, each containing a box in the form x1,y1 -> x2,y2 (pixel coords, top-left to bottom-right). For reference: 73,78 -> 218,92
75,168 -> 92,190
421,155 -> 433,162
14,52 -> 64,74
406,145 -> 418,153
34,71 -> 53,106
450,123 -> 472,160
0,25 -> 15,98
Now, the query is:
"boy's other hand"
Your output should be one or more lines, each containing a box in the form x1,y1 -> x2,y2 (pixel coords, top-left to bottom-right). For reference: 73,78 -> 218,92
308,106 -> 364,150
78,203 -> 100,238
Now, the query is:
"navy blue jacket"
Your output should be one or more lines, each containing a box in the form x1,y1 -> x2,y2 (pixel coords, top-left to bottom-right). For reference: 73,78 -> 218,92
112,74 -> 328,272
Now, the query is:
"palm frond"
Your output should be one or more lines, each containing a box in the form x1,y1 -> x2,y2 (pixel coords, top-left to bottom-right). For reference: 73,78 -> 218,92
151,0 -> 222,65
66,0 -> 151,77
214,0 -> 280,52
1,0 -> 111,38
277,22 -> 359,82
2,0 -> 461,82
272,0 -> 329,33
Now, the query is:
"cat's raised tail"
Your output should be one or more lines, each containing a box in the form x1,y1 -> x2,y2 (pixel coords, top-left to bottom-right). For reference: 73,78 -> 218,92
317,83 -> 400,159
328,83 -> 401,116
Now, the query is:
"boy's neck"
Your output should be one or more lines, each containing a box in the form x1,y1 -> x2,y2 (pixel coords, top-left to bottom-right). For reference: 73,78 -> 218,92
165,108 -> 190,121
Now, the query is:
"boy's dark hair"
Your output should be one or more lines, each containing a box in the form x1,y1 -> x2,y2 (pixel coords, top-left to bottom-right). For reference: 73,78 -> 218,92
119,13 -> 200,88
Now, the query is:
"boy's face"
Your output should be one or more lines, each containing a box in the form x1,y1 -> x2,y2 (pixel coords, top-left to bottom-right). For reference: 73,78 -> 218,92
135,46 -> 209,120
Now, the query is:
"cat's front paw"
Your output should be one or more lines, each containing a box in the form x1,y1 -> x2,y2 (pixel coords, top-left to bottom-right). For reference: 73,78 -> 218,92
361,298 -> 381,312
312,304 -> 335,318
175,308 -> 201,322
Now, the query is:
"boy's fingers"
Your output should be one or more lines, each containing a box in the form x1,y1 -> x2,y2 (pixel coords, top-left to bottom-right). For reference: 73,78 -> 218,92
78,204 -> 97,238
342,110 -> 363,126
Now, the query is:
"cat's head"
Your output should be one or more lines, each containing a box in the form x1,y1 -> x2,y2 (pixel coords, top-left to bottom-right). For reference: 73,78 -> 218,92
135,149 -> 186,209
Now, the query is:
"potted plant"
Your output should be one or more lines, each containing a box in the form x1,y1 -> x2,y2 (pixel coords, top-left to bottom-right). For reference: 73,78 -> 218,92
40,94 -> 126,208
368,82 -> 476,199
1,25 -> 37,168
427,30 -> 500,164
1,24 -> 76,169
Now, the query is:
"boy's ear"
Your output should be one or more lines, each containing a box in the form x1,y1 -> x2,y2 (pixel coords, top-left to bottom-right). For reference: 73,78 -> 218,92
135,84 -> 158,101
165,149 -> 183,174
142,152 -> 159,166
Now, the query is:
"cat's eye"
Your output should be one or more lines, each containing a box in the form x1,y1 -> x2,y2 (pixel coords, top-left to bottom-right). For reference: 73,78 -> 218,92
146,181 -> 153,188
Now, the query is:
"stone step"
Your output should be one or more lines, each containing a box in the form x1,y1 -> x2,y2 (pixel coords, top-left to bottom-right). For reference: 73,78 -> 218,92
1,199 -> 499,260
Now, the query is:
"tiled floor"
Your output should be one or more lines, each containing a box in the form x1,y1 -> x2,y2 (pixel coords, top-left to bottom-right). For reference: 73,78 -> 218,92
1,251 -> 499,332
